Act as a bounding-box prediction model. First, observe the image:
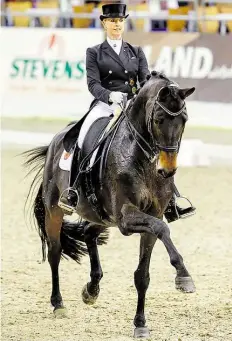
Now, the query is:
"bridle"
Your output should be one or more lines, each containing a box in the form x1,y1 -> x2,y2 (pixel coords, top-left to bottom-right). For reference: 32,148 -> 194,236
123,84 -> 187,163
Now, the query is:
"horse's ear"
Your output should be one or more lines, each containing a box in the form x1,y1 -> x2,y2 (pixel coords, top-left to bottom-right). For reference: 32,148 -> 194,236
178,87 -> 195,99
158,86 -> 170,100
151,71 -> 158,77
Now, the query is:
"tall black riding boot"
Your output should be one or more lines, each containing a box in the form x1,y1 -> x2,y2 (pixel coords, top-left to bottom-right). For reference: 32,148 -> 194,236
58,145 -> 80,214
164,184 -> 196,223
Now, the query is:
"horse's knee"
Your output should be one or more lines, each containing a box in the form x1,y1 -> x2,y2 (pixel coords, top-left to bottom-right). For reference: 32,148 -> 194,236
121,203 -> 142,224
119,225 -> 133,236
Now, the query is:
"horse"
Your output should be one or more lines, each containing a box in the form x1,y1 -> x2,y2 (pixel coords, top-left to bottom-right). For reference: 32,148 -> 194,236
23,71 -> 196,338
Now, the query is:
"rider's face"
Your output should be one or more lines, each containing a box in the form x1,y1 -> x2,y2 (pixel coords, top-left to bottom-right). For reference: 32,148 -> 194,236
103,18 -> 125,39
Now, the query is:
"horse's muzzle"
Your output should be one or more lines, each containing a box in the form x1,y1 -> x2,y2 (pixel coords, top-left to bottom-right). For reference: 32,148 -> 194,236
157,151 -> 177,178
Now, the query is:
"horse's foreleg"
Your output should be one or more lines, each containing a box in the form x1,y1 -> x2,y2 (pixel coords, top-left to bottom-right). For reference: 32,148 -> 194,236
45,207 -> 67,317
121,204 -> 195,292
82,223 -> 105,305
119,204 -> 195,338
133,233 -> 157,338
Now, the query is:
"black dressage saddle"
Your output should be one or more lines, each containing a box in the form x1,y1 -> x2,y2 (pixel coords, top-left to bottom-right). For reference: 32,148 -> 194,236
81,116 -> 112,161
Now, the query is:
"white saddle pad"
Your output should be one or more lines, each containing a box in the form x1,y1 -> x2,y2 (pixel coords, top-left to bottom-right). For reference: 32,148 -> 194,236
59,150 -> 73,171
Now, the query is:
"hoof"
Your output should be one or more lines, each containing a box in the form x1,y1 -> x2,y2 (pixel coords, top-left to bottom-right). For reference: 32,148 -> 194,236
175,276 -> 196,293
134,327 -> 150,338
53,307 -> 68,319
81,284 -> 99,305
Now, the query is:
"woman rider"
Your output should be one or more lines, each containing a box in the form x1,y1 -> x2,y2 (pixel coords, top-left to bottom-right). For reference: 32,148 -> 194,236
59,3 -> 196,222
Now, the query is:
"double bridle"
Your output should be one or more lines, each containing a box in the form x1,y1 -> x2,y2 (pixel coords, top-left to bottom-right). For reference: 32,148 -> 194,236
124,84 -> 187,163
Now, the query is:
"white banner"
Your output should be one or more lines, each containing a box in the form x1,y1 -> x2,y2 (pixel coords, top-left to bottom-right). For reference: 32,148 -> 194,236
0,28 -> 104,118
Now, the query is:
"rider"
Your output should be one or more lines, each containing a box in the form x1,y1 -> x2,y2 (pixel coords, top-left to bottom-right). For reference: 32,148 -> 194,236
59,3 -> 196,222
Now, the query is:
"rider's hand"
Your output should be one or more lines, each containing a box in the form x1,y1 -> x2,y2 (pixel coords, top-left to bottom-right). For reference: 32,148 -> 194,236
109,91 -> 127,105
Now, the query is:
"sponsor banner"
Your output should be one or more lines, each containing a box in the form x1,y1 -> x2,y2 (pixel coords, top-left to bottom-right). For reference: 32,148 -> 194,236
125,32 -> 232,103
0,28 -> 104,118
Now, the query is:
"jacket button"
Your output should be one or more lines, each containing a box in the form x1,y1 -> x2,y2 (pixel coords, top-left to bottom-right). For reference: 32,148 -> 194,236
124,70 -> 128,73
109,70 -> 112,74
125,81 -> 128,85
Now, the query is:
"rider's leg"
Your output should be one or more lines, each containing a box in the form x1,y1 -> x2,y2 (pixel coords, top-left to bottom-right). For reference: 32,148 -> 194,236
164,183 -> 196,223
58,143 -> 80,214
59,101 -> 115,213
78,102 -> 115,149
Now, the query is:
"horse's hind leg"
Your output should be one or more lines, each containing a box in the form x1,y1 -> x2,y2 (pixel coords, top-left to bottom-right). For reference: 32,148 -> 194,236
45,206 -> 67,317
133,233 -> 157,338
81,223 -> 105,305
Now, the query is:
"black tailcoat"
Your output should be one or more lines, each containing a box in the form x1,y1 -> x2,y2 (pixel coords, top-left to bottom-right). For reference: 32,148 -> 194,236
86,39 -> 150,103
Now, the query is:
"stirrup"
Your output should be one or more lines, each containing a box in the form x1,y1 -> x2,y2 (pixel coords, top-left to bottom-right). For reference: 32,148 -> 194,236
58,188 -> 79,214
176,195 -> 196,219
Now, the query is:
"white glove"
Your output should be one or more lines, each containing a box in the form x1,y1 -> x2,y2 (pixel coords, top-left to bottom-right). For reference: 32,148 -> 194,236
109,91 -> 127,104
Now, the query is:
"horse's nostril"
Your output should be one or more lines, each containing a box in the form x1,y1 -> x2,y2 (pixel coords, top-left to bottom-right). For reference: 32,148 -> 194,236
158,169 -> 166,178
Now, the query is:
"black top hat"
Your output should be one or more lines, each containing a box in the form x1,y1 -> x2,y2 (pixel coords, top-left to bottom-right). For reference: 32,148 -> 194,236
100,3 -> 129,21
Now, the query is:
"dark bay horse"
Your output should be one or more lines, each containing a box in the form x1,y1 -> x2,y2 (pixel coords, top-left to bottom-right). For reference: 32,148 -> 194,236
24,72 -> 196,338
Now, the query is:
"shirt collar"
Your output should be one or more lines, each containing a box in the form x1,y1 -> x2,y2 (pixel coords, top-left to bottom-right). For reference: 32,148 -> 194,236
107,36 -> 122,48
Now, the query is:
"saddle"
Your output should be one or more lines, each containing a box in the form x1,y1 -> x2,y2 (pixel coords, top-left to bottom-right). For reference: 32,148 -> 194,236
79,116 -> 115,222
81,116 -> 111,160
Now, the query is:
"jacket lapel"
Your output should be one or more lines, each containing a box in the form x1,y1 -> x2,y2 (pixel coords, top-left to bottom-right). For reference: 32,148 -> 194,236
119,41 -> 130,69
101,40 -> 125,69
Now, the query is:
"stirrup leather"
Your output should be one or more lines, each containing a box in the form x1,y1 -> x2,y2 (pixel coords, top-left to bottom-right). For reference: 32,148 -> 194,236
58,187 -> 79,214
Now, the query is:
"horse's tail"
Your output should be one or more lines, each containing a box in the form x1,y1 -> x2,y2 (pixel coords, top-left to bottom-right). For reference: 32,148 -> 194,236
33,184 -> 109,263
23,145 -> 109,264
34,183 -> 47,262
23,145 -> 49,176
22,145 -> 49,218
22,145 -> 50,261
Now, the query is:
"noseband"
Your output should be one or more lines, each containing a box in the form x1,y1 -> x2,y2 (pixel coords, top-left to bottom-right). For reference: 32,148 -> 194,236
124,84 -> 186,163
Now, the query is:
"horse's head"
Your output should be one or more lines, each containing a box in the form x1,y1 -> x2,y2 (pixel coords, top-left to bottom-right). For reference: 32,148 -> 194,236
143,72 -> 195,178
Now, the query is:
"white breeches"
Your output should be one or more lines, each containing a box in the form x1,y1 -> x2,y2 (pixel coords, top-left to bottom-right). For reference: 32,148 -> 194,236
78,101 -> 120,149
